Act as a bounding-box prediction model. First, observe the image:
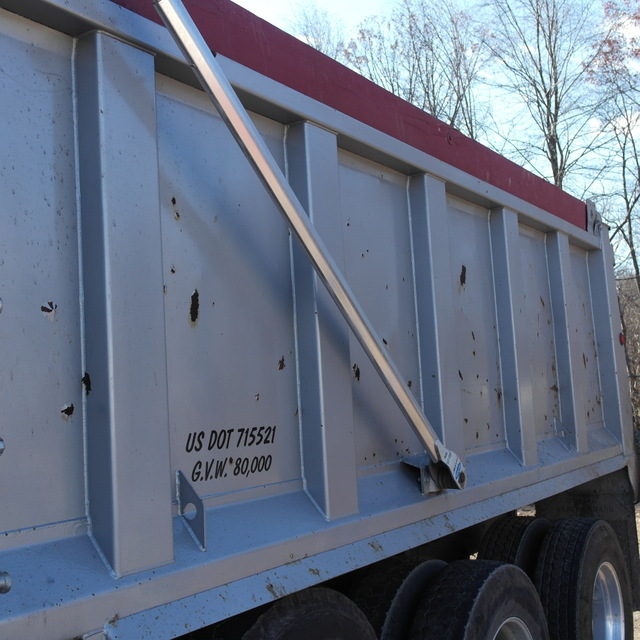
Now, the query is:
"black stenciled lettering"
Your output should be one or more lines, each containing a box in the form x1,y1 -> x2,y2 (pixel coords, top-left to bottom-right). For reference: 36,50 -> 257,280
186,431 -> 205,453
208,428 -> 235,450
232,454 -> 273,478
215,458 -> 228,478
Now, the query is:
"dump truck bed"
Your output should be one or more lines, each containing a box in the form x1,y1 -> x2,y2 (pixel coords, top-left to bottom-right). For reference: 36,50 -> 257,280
0,1 -> 635,638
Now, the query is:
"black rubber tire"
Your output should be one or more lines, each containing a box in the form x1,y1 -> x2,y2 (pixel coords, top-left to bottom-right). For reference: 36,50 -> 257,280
409,560 -> 550,640
533,517 -> 633,640
478,515 -> 552,577
241,587 -> 377,640
380,559 -> 446,640
348,555 -> 427,637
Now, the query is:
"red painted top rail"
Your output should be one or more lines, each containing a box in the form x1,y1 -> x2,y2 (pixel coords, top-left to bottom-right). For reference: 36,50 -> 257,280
116,0 -> 586,229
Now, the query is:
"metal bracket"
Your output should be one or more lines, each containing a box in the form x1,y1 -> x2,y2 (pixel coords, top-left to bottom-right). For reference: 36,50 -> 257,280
177,470 -> 206,551
155,0 -> 467,492
587,199 -> 602,236
404,444 -> 466,495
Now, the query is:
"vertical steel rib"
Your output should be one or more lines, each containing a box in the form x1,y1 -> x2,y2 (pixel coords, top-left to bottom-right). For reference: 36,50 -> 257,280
154,0 -> 466,490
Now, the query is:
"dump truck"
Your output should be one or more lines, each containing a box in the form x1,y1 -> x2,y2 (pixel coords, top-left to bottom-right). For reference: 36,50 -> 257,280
1,0 -> 638,638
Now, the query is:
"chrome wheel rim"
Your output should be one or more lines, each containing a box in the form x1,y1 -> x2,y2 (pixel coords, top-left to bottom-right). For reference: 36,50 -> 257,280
592,561 -> 625,640
493,617 -> 534,640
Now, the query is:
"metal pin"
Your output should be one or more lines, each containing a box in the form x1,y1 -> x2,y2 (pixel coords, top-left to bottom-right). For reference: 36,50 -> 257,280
0,572 -> 12,594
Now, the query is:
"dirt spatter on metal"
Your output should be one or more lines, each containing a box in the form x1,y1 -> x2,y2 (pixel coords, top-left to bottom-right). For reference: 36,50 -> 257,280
81,372 -> 91,396
61,404 -> 74,419
368,540 -> 383,553
189,290 -> 199,325
41,301 -> 57,321
266,582 -> 284,599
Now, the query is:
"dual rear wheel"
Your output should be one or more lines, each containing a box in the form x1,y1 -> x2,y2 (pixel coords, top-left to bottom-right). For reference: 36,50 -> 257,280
239,517 -> 631,640
480,516 -> 632,640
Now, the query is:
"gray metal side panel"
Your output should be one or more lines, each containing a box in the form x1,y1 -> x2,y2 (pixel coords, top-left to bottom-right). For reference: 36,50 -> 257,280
287,121 -> 358,520
546,232 -> 583,450
0,7 -> 85,535
408,174 -> 465,454
76,31 -> 174,576
491,208 -> 537,465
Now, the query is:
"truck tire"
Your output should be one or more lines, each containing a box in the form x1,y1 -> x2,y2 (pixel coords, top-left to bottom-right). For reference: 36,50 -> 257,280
348,554 -> 445,637
380,559 -> 446,640
533,518 -> 632,640
409,560 -> 549,640
348,555 -> 419,635
478,515 -> 551,577
241,587 -> 377,640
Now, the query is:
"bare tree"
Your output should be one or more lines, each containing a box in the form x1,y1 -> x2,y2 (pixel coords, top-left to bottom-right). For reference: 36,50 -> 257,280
604,96 -> 640,284
288,3 -> 348,62
343,15 -> 410,99
483,0 -> 608,189
587,1 -> 640,426
590,0 -> 640,286
617,275 -> 640,426
343,0 -> 489,139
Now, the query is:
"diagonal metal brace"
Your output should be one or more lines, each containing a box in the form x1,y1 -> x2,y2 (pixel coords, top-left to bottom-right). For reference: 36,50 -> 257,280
154,0 -> 466,492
